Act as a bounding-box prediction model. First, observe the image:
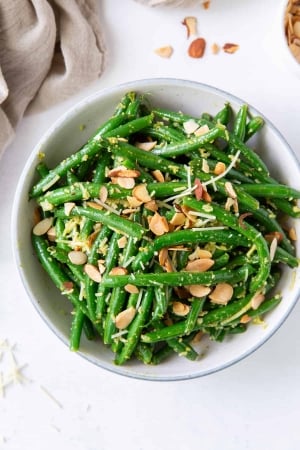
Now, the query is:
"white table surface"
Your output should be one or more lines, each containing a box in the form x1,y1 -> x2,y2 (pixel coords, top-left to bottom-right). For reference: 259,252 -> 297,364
1,0 -> 300,449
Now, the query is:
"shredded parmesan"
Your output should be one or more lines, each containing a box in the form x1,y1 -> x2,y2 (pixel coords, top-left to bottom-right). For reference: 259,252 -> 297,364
93,198 -> 121,215
202,150 -> 240,187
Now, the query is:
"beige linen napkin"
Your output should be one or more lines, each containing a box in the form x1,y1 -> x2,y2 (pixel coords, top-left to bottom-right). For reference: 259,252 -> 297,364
0,0 -> 105,156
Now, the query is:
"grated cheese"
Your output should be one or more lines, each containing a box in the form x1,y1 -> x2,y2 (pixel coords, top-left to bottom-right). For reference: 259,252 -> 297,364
93,198 -> 121,215
202,150 -> 240,188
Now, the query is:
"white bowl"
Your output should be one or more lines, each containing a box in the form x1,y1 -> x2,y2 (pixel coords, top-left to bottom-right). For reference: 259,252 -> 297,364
12,78 -> 300,381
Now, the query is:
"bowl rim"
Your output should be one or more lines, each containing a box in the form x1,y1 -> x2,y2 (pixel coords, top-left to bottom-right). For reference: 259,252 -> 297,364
11,77 -> 300,381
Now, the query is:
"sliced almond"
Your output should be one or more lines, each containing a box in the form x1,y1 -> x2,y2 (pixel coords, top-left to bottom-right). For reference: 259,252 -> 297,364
86,201 -> 103,210
151,170 -> 165,182
84,264 -> 102,283
187,284 -> 211,298
269,237 -> 278,262
223,43 -> 240,54
194,124 -> 210,136
188,248 -> 212,261
127,196 -> 143,208
109,267 -> 128,276
68,250 -> 87,265
289,227 -> 297,241
225,181 -> 237,199
202,1 -> 210,9
132,184 -> 152,203
202,159 -> 210,173
185,258 -> 214,272
182,16 -> 197,38
183,119 -> 199,135
47,226 -> 56,242
32,217 -> 53,236
209,283 -> 233,305
251,292 -> 265,310
135,141 -> 157,151
240,314 -> 251,324
188,38 -> 206,58
211,43 -> 220,54
149,212 -> 169,236
154,46 -> 173,58
164,257 -> 175,273
114,177 -> 136,189
124,284 -> 139,294
97,261 -> 106,274
159,248 -> 168,266
115,307 -> 136,329
99,186 -> 108,203
64,202 -> 76,216
172,301 -> 190,316
214,161 -> 226,175
117,236 -> 128,249
144,200 -> 158,212
170,212 -> 186,226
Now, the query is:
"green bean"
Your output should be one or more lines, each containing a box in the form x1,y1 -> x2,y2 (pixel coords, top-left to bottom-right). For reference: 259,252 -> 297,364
233,104 -> 248,141
245,116 -> 265,142
113,91 -> 136,116
240,183 -> 300,199
70,308 -> 85,351
214,103 -> 231,125
183,197 -> 271,293
82,316 -> 96,340
115,288 -> 154,365
54,205 -> 145,239
185,297 -> 206,334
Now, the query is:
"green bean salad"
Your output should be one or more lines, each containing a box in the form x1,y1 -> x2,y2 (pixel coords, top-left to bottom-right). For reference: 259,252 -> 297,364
30,91 -> 300,365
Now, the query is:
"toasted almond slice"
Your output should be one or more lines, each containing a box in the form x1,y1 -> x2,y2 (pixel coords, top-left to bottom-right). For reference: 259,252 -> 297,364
154,45 -> 173,58
225,181 -> 237,199
188,37 -> 206,58
294,20 -> 300,38
149,212 -> 169,236
289,227 -> 297,241
170,212 -> 186,226
117,236 -> 128,249
144,200 -> 158,212
97,261 -> 106,274
269,237 -> 278,262
172,301 -> 190,316
194,124 -> 210,136
185,258 -> 214,272
135,141 -> 157,151
108,166 -> 127,177
132,184 -> 152,203
64,202 -> 76,216
182,16 -> 197,38
47,226 -> 57,242
188,247 -> 212,261
209,283 -> 233,305
152,170 -> 165,182
211,42 -> 220,54
84,264 -> 102,282
127,196 -> 143,208
164,257 -> 175,273
86,201 -> 103,210
240,314 -> 251,324
114,169 -> 140,178
202,189 -> 212,202
33,217 -> 53,236
62,281 -> 74,292
159,248 -> 168,266
191,331 -> 204,344
115,307 -> 136,330
202,159 -> 210,173
99,186 -> 108,203
187,285 -> 211,298
183,119 -> 199,135
251,292 -> 265,310
122,208 -> 138,215
223,43 -> 240,54
214,161 -> 226,175
109,267 -> 128,276
68,250 -> 87,265
124,284 -> 139,294
114,177 -> 136,189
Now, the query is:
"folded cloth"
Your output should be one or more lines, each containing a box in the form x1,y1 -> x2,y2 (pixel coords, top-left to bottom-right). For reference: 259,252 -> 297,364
0,0 -> 105,156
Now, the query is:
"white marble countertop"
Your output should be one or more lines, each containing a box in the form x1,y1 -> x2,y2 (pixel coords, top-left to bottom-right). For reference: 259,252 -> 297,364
1,1 -> 300,449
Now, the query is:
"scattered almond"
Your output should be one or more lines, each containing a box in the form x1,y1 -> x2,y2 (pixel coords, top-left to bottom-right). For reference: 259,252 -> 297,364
109,267 -> 128,276
194,124 -> 210,136
164,257 -> 175,273
84,264 -> 102,283
225,181 -> 237,199
285,0 -> 300,62
97,262 -> 106,274
132,184 -> 152,203
240,314 -> 251,324
127,196 -> 143,208
117,236 -> 128,249
115,307 -> 136,329
172,301 -> 190,316
269,237 -> 278,262
124,284 -> 139,294
182,16 -> 197,38
187,284 -> 211,298
185,258 -> 214,272
251,292 -> 265,310
135,141 -> 157,151
188,38 -> 206,58
159,248 -> 168,266
289,227 -> 297,241
64,202 -> 76,216
188,247 -> 212,260
32,217 -> 53,236
223,43 -> 240,54
86,201 -> 103,210
151,170 -> 165,182
211,43 -> 220,54
149,212 -> 169,236
112,177 -> 136,189
99,186 -> 108,203
209,283 -> 234,305
68,250 -> 87,265
154,46 -> 173,58
183,119 -> 199,135
144,200 -> 158,212
214,161 -> 226,175
202,1 -> 210,9
47,226 -> 56,242
170,212 -> 186,226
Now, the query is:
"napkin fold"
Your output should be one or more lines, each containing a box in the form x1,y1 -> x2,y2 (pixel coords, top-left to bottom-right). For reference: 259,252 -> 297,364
0,0 -> 105,156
